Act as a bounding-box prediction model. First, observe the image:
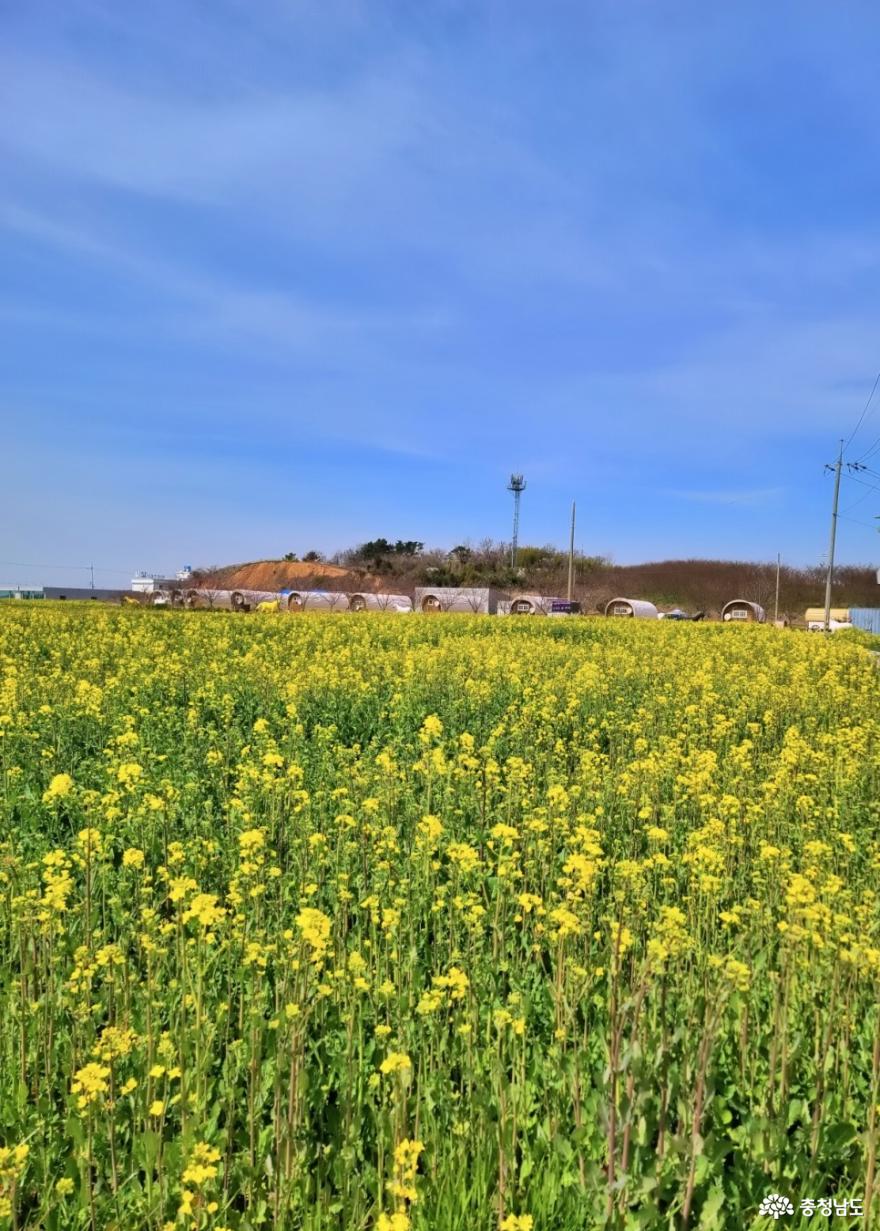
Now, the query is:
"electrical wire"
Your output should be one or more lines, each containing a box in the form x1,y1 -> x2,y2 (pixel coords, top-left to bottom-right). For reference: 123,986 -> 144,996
843,474 -> 880,499
837,513 -> 879,531
846,370 -> 880,454
853,464 -> 880,483
839,484 -> 877,515
0,561 -> 148,576
852,435 -> 880,469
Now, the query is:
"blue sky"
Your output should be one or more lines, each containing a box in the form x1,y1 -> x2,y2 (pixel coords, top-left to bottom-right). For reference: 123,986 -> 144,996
4,1 -> 880,587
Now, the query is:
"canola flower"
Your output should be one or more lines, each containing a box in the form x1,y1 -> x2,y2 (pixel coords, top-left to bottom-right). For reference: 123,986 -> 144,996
71,1063 -> 111,1109
0,603 -> 879,1228
379,1052 -> 413,1077
42,772 -> 73,802
377,1214 -> 411,1231
0,1146 -> 29,1219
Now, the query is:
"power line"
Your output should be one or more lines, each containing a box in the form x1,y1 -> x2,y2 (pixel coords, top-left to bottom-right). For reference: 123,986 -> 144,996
837,513 -> 879,531
854,417 -> 880,461
843,473 -> 880,499
844,369 -> 880,453
839,485 -> 877,515
0,561 -> 132,575
856,437 -> 880,465
852,463 -> 880,483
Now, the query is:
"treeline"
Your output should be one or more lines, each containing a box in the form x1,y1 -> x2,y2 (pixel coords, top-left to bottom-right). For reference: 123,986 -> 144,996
575,558 -> 878,617
333,539 -> 608,592
331,540 -> 878,615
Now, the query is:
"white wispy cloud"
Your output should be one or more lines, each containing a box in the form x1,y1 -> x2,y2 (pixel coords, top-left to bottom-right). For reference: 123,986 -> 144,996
4,0 -> 880,569
0,202 -> 453,356
0,53 -> 421,205
663,487 -> 785,506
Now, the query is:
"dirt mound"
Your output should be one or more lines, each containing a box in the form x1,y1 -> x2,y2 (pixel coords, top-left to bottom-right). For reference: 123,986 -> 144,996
194,560 -> 388,593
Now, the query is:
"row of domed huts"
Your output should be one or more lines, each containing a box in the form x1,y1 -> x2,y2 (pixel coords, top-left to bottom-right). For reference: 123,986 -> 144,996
141,588 -> 412,612
139,586 -> 767,622
604,597 -> 766,622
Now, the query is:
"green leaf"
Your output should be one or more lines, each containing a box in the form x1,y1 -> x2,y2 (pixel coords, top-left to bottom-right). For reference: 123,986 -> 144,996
698,1183 -> 726,1230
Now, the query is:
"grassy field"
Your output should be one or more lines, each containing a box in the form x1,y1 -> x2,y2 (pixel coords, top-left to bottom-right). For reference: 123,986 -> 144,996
0,605 -> 878,1229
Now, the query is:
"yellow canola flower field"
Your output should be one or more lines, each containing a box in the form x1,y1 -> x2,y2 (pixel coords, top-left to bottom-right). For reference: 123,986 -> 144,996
0,604 -> 879,1230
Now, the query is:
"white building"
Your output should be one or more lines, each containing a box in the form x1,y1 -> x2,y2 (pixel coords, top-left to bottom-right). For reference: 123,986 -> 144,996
131,566 -> 192,593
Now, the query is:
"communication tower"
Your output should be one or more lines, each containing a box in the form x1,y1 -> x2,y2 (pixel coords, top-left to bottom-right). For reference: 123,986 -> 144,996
507,474 -> 526,569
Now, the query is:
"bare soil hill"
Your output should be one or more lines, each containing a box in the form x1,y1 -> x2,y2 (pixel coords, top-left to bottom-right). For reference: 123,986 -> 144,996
193,560 -> 387,593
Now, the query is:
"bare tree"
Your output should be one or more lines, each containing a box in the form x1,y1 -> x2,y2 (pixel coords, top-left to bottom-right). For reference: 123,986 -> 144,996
320,578 -> 350,613
326,590 -> 349,613
197,587 -> 226,610
739,563 -> 777,611
463,589 -> 489,613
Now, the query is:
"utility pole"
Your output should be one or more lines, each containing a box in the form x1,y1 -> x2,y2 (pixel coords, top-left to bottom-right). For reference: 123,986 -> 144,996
774,552 -> 781,623
507,474 -> 526,570
90,563 -> 95,591
566,501 -> 576,602
823,441 -> 844,632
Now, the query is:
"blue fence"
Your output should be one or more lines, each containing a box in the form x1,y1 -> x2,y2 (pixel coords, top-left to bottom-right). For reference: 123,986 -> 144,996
850,608 -> 880,634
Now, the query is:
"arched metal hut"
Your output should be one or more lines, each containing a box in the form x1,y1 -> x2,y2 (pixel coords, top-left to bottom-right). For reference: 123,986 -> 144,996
414,587 -> 503,614
285,590 -> 349,612
498,594 -> 559,615
604,597 -> 659,619
721,599 -> 766,623
227,589 -> 278,611
347,593 -> 413,613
